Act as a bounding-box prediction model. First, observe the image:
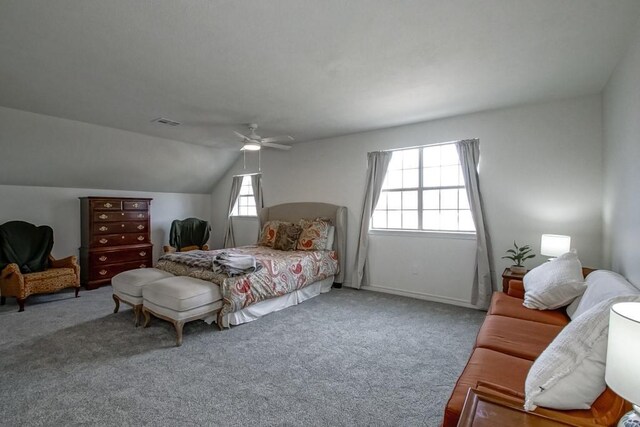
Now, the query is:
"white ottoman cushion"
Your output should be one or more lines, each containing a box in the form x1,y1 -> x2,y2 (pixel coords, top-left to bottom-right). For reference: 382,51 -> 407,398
143,276 -> 222,312
112,268 -> 174,298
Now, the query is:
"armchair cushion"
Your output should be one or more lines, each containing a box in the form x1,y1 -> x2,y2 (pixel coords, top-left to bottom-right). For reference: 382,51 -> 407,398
0,221 -> 54,273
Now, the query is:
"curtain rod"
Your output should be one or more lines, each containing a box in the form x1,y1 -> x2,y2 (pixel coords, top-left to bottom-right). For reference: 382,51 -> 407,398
232,172 -> 262,177
373,138 -> 478,154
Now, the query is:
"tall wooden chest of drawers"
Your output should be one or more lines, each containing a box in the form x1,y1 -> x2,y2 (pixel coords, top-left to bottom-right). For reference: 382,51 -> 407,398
79,197 -> 153,290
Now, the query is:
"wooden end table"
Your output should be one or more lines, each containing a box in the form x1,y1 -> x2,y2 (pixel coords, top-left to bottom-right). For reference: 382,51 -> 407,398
501,267 -> 528,293
458,389 -> 572,426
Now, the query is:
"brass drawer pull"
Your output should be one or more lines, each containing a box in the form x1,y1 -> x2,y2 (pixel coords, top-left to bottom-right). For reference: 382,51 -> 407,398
99,214 -> 108,220
98,256 -> 107,262
133,203 -> 139,208
137,225 -> 144,230
139,251 -> 146,256
137,236 -> 144,241
99,269 -> 107,276
121,213 -> 125,216
104,202 -> 112,208
99,226 -> 108,231
121,224 -> 125,228
99,238 -> 108,244
121,236 -> 125,239
137,214 -> 144,218
139,264 -> 146,268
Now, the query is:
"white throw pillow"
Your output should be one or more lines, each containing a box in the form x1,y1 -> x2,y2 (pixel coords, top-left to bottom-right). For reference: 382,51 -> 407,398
524,295 -> 640,411
566,270 -> 640,320
523,251 -> 586,310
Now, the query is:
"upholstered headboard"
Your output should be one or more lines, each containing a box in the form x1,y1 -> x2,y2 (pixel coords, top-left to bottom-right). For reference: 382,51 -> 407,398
258,202 -> 347,284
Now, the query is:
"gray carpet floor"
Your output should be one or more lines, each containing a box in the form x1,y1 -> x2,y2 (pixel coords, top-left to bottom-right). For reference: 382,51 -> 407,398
0,286 -> 485,426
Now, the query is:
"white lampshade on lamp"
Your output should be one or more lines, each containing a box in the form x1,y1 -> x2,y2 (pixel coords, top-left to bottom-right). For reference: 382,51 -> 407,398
605,302 -> 640,426
540,234 -> 571,259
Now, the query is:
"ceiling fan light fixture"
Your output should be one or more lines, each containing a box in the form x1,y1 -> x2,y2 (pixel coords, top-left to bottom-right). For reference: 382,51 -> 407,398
242,141 -> 261,151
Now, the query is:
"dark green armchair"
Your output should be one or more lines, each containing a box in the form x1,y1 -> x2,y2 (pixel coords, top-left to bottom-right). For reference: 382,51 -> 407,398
163,218 -> 212,253
0,221 -> 80,311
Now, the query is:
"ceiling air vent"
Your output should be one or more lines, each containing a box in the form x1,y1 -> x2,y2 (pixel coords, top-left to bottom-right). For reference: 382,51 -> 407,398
151,117 -> 181,126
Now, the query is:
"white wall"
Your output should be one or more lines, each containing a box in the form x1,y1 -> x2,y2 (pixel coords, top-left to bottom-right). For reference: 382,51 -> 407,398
0,106 -> 239,194
211,95 -> 604,307
0,184 -> 211,263
603,19 -> 640,286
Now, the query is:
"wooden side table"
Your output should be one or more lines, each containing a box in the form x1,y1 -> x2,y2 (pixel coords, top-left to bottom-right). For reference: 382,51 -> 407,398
458,389 -> 572,426
501,268 -> 527,293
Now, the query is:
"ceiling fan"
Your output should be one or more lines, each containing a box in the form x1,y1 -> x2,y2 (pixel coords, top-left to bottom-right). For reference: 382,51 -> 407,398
234,124 -> 294,151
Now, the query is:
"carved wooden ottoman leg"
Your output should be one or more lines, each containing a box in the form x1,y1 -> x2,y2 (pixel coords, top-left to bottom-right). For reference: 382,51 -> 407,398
217,311 -> 224,331
75,287 -> 80,298
133,305 -> 141,327
142,307 -> 152,328
173,320 -> 185,347
112,294 -> 120,313
17,298 -> 25,312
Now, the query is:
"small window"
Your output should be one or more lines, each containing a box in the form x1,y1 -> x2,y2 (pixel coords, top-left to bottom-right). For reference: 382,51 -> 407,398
372,143 -> 476,233
231,176 -> 257,217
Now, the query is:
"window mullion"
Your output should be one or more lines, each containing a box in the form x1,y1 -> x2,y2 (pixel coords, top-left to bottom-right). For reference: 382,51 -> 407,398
418,147 -> 423,230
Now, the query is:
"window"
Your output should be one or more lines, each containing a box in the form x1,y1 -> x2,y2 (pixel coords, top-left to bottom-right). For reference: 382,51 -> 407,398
372,143 -> 476,233
231,176 -> 257,216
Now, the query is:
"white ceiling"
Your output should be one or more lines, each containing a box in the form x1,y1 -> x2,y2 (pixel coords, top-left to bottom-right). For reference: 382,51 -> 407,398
1,0 -> 639,149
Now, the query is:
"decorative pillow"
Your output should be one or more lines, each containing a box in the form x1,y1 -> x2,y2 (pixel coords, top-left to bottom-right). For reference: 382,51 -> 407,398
523,251 -> 586,310
566,270 -> 640,319
524,295 -> 640,411
297,218 -> 331,251
273,223 -> 302,251
257,220 -> 284,247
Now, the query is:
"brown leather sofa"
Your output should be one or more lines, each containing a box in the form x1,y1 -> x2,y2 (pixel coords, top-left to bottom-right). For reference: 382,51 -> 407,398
442,269 -> 630,426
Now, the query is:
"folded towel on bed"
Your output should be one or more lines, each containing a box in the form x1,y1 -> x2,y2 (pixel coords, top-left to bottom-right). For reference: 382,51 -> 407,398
212,252 -> 260,277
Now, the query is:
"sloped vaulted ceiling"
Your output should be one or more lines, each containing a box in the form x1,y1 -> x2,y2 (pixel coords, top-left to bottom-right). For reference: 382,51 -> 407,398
1,0 -> 640,193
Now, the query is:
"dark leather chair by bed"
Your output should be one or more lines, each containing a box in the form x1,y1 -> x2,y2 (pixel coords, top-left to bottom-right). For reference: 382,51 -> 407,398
0,221 -> 80,311
162,218 -> 211,253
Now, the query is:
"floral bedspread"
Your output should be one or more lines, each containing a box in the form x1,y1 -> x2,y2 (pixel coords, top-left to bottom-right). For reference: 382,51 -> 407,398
155,246 -> 338,317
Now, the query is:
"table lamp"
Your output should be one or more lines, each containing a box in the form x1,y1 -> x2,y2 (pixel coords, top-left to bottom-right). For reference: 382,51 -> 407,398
605,302 -> 640,426
540,234 -> 571,259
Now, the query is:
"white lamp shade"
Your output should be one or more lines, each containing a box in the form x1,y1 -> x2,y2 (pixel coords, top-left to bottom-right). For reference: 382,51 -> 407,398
540,234 -> 571,257
242,141 -> 261,151
605,302 -> 640,405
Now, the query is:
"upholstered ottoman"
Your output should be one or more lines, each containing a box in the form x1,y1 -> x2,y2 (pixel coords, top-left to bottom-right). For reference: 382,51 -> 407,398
142,276 -> 222,346
111,268 -> 174,326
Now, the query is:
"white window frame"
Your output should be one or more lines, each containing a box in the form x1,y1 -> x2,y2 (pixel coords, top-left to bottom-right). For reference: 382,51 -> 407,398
371,142 -> 476,235
231,175 -> 257,217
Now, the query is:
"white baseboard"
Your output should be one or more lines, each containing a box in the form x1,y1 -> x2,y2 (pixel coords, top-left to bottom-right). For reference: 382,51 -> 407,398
361,284 -> 476,309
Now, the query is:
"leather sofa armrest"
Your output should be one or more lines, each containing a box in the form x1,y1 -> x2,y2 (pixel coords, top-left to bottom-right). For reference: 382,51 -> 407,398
507,280 -> 525,299
202,244 -> 209,251
163,245 -> 177,253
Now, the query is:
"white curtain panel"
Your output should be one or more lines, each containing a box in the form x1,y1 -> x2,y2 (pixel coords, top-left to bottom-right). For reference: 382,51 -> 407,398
353,151 -> 392,289
456,139 -> 494,309
223,175 -> 244,248
250,174 -> 263,212
250,174 -> 264,243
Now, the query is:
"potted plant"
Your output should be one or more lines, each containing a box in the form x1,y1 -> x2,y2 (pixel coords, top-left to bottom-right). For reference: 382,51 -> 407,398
502,241 -> 535,274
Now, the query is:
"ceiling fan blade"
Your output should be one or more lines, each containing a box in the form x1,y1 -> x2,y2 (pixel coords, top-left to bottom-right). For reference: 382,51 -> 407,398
261,141 -> 292,150
261,135 -> 295,143
234,131 -> 249,139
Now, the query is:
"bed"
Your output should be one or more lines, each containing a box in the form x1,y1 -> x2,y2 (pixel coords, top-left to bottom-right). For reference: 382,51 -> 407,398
154,202 -> 347,327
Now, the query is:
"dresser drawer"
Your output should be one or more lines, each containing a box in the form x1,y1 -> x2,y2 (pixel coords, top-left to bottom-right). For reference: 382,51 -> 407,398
90,199 -> 123,211
90,247 -> 152,265
93,211 -> 148,222
123,200 -> 149,211
93,221 -> 148,235
91,233 -> 149,247
89,259 -> 152,281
